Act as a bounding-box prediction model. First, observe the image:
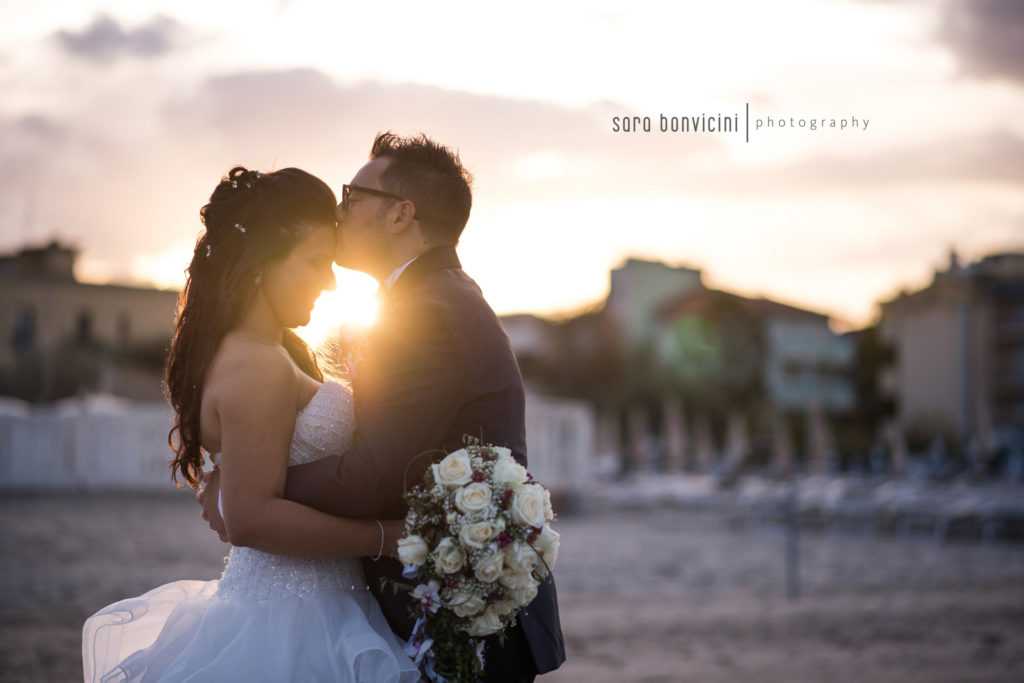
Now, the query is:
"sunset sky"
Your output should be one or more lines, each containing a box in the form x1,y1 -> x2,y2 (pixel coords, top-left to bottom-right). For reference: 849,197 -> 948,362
1,0 -> 1022,333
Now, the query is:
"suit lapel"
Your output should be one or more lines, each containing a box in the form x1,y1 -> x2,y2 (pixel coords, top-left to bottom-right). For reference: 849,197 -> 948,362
361,245 -> 460,398
381,245 -> 461,312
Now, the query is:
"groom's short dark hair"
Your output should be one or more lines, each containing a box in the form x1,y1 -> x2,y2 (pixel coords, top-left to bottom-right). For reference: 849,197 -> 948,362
370,132 -> 473,245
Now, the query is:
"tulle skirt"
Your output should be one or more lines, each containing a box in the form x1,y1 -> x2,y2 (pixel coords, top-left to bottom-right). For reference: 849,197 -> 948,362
82,579 -> 421,682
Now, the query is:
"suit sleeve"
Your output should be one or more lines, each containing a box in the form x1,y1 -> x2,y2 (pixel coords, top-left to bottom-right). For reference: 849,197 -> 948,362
284,297 -> 462,519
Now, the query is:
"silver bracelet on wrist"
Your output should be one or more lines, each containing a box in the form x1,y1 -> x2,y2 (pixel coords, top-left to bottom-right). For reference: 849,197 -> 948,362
371,519 -> 384,561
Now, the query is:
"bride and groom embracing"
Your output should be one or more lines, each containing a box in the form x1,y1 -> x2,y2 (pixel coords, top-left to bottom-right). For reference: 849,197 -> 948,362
83,133 -> 565,682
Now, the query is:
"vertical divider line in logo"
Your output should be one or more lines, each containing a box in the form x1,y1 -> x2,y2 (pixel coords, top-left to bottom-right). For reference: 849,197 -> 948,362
745,102 -> 750,143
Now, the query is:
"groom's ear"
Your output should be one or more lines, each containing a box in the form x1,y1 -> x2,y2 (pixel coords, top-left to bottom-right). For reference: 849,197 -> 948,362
387,200 -> 418,235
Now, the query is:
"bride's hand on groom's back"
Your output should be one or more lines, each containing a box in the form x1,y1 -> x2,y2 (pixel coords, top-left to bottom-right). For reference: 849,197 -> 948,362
197,467 -> 229,543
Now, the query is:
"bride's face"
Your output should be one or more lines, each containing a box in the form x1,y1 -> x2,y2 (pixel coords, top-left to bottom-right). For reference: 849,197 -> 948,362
260,223 -> 337,328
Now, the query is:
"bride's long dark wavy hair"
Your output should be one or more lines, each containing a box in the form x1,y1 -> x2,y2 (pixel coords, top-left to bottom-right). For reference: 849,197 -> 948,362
165,166 -> 337,488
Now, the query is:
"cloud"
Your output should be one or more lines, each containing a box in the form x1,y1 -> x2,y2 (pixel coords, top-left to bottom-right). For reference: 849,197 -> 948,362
757,130 -> 1024,190
0,114 -> 68,184
53,14 -> 183,64
940,0 -> 1024,85
8,69 -> 669,267
1,62 -> 1020,313
641,126 -> 1024,199
161,69 -> 720,199
9,114 -> 67,144
0,67 -> 729,283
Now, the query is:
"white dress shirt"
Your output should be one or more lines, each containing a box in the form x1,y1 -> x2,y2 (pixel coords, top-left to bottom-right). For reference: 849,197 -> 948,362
384,257 -> 418,290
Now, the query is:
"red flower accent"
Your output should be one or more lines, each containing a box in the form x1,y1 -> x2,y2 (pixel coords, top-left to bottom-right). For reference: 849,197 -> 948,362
472,471 -> 485,482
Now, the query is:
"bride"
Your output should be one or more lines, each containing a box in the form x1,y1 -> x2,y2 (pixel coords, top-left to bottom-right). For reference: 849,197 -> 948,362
82,167 -> 420,682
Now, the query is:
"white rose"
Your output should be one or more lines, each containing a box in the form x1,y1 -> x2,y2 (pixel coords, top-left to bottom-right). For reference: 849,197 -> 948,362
490,599 -> 518,618
499,568 -> 529,590
491,446 -> 512,460
511,485 -> 547,528
434,537 -> 466,574
493,457 -> 528,486
542,487 -> 554,522
396,534 -> 429,567
432,450 -> 473,486
534,525 -> 560,577
535,525 -> 559,553
467,607 -> 504,637
455,482 -> 492,514
448,588 -> 486,618
473,552 -> 504,583
500,571 -> 538,606
459,519 -> 504,549
515,577 -> 539,606
503,540 -> 537,573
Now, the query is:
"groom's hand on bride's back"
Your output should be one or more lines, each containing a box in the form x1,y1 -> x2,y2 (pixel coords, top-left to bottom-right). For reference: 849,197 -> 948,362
197,467 -> 229,543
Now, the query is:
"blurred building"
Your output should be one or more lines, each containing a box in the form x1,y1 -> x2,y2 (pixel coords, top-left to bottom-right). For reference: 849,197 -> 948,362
879,250 -> 1024,446
606,258 -> 704,350
524,391 -> 596,504
502,258 -> 708,368
502,258 -> 856,475
658,289 -> 854,413
503,258 -> 854,412
0,242 -> 179,400
501,313 -> 560,376
501,307 -> 618,402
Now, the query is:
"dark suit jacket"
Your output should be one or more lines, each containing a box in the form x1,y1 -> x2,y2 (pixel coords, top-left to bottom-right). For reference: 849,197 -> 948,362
284,245 -> 566,680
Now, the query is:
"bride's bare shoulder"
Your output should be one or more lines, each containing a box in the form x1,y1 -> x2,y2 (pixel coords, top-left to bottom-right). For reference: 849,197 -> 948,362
199,333 -> 298,452
206,332 -> 297,405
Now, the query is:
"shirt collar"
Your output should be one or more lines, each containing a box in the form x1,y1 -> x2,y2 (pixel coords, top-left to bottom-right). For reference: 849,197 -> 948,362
384,257 -> 418,290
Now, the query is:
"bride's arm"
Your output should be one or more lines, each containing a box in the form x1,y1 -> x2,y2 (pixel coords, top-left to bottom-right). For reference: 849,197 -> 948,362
215,347 -> 397,559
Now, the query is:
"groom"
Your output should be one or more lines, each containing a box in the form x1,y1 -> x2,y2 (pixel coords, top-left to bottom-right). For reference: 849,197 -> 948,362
200,132 -> 564,681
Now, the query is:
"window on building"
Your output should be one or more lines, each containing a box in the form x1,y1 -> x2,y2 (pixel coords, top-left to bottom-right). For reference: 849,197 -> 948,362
12,305 -> 36,352
77,309 -> 93,345
118,312 -> 131,346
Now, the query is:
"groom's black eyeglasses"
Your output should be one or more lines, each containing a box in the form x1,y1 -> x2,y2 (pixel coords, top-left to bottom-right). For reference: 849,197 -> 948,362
341,184 -> 405,211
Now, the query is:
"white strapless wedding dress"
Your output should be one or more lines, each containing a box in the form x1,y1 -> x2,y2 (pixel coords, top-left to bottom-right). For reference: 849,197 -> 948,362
82,381 -> 420,682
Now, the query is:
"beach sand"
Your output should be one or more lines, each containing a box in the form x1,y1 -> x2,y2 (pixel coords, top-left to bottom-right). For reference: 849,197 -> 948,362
2,493 -> 1022,682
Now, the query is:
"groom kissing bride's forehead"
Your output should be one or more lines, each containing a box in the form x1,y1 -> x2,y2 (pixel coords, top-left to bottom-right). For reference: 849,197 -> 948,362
285,131 -> 566,682
334,132 -> 473,282
84,132 -> 563,683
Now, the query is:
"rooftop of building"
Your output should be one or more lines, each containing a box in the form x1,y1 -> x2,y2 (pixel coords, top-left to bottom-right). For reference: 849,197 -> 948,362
658,286 -> 832,323
0,241 -> 179,294
881,249 -> 1024,309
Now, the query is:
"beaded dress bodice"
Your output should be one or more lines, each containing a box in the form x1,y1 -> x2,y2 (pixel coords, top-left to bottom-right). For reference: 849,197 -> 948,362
215,381 -> 368,600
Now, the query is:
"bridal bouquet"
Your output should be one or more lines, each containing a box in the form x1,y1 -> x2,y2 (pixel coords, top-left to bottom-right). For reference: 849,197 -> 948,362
393,441 -> 559,682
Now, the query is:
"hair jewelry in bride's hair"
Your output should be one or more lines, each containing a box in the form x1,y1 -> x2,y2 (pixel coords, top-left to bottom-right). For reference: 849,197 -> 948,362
165,165 -> 336,488
230,169 -> 262,190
